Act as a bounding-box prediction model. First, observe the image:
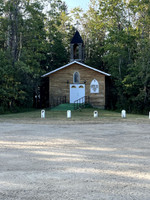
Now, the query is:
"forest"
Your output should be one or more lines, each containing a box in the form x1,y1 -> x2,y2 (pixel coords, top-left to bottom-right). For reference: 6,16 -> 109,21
0,0 -> 149,114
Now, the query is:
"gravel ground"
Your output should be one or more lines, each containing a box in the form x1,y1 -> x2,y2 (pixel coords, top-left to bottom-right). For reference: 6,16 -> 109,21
0,120 -> 150,200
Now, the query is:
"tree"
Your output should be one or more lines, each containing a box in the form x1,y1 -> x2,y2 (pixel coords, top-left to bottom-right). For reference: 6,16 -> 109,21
122,0 -> 150,113
0,0 -> 73,112
0,0 -> 48,110
45,0 -> 72,71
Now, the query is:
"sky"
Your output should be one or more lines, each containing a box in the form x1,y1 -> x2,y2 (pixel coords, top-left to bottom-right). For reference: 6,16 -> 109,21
64,0 -> 90,11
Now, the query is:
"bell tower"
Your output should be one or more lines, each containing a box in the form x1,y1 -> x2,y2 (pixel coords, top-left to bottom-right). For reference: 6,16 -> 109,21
70,31 -> 84,63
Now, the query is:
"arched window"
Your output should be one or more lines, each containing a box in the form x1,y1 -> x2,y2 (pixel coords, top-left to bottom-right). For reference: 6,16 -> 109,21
73,72 -> 80,84
73,44 -> 79,59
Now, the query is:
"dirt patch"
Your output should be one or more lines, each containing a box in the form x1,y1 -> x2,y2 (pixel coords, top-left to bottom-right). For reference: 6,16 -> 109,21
0,120 -> 150,200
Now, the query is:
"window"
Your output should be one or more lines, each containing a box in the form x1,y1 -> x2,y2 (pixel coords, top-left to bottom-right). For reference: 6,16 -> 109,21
71,85 -> 76,88
73,44 -> 79,59
73,72 -> 80,84
90,79 -> 99,93
79,85 -> 83,88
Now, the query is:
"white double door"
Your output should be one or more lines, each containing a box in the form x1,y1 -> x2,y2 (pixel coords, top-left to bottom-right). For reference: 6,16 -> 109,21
70,84 -> 85,103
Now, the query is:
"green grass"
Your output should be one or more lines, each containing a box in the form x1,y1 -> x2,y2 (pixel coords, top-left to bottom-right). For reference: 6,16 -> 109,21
0,107 -> 149,122
51,103 -> 75,111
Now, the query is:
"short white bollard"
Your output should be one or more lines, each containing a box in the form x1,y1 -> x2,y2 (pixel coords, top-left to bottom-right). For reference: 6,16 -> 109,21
41,110 -> 45,118
67,110 -> 71,118
121,110 -> 126,118
149,112 -> 150,119
94,111 -> 98,118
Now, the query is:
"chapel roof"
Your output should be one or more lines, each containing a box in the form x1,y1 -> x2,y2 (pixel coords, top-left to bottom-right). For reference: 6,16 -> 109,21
71,31 -> 83,44
42,61 -> 111,77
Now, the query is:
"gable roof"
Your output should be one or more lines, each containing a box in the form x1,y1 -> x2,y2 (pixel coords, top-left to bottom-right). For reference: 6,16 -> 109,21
42,61 -> 111,77
71,31 -> 83,44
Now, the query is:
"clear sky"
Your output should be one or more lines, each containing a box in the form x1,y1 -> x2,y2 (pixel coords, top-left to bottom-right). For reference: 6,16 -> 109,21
64,0 -> 90,11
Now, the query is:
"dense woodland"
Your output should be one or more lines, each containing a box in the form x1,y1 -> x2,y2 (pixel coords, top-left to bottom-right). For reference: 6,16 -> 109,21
0,0 -> 149,114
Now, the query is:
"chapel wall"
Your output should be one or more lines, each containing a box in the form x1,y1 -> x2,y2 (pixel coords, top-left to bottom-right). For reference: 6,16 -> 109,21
48,63 -> 106,108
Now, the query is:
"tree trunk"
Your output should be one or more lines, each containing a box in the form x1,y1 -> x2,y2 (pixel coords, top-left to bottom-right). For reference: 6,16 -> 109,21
7,0 -> 20,66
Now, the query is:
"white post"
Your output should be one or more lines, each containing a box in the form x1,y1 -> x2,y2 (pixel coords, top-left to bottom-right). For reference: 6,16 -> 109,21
121,110 -> 126,118
67,110 -> 71,118
94,111 -> 98,118
41,110 -> 45,118
149,112 -> 150,119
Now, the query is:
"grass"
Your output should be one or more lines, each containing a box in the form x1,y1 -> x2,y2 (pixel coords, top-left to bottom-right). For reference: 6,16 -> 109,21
0,107 -> 149,123
51,103 -> 75,111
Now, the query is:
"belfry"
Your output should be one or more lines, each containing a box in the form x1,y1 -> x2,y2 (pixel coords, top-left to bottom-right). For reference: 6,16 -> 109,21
70,31 -> 84,63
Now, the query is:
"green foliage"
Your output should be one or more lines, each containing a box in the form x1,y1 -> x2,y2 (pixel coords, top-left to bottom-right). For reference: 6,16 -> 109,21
45,0 -> 73,70
71,0 -> 150,113
0,0 -> 72,113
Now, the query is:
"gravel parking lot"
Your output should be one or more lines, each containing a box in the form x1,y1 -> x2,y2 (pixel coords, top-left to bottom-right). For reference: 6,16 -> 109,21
0,120 -> 150,200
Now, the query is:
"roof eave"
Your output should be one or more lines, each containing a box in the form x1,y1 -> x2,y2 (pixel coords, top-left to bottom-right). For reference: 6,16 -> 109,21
41,61 -> 111,77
